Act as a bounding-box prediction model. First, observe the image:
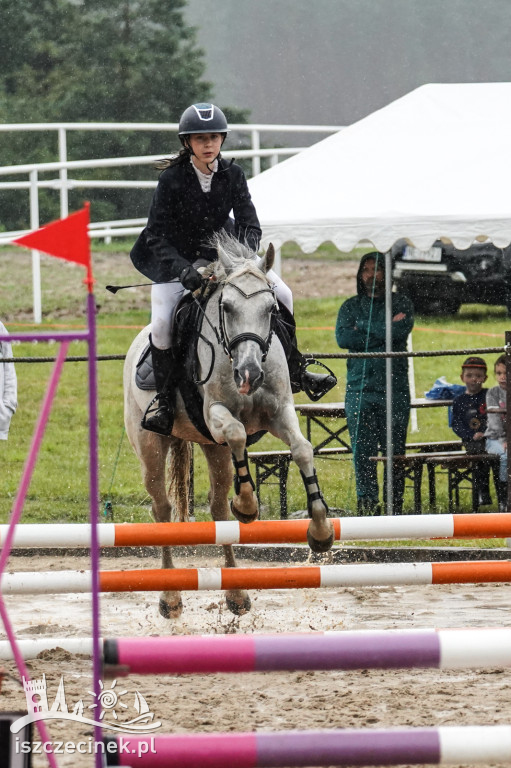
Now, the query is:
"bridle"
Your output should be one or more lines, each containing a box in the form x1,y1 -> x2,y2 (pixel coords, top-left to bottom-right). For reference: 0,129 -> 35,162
218,280 -> 278,363
193,272 -> 278,385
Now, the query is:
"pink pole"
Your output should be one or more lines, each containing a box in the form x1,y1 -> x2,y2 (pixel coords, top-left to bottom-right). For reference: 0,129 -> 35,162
0,344 -> 69,768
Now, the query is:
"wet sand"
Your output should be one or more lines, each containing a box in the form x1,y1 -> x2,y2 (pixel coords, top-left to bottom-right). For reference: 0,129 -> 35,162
1,552 -> 511,768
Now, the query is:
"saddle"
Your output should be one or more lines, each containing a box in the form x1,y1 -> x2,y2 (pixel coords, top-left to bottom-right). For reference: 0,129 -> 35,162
135,290 -> 266,446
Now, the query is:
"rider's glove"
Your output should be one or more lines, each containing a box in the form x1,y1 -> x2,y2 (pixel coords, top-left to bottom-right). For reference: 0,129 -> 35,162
180,265 -> 204,292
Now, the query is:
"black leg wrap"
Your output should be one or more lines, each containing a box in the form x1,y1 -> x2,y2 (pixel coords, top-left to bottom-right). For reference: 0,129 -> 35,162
300,469 -> 328,518
232,450 -> 256,495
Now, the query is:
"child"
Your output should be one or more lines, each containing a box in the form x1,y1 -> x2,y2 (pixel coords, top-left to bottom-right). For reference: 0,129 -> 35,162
485,354 -> 507,512
451,356 -> 491,506
130,102 -> 335,435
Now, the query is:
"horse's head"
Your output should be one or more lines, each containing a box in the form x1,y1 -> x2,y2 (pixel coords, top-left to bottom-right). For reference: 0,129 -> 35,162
212,234 -> 277,396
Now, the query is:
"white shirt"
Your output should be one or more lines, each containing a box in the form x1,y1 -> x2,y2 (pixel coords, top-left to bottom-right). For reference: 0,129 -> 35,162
191,158 -> 218,193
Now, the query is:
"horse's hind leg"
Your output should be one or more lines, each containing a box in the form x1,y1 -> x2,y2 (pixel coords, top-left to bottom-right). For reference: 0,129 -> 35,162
133,430 -> 185,618
201,443 -> 251,616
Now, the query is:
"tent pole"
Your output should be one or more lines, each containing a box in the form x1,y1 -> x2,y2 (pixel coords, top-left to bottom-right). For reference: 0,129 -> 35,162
408,334 -> 419,432
385,250 -> 393,515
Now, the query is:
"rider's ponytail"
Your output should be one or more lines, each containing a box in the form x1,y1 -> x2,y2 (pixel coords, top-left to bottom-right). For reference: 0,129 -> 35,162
155,147 -> 191,171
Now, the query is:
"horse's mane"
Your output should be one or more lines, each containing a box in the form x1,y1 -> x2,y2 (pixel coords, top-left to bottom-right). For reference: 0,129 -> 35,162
208,232 -> 271,287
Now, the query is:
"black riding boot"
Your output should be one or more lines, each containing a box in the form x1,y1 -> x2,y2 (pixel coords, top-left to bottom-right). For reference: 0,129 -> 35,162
497,481 -> 508,513
141,342 -> 176,436
276,305 -> 337,401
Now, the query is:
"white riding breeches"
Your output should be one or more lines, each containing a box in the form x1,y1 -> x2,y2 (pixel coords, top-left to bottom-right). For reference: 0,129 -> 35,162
151,280 -> 185,350
150,263 -> 294,352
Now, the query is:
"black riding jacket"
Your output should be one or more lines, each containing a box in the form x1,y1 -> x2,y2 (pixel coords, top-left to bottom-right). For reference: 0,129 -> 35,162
130,156 -> 262,283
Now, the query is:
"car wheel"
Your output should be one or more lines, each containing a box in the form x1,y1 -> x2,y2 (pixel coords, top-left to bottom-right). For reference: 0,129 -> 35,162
409,293 -> 461,316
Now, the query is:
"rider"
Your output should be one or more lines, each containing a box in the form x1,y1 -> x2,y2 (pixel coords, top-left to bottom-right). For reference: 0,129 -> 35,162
130,102 -> 337,435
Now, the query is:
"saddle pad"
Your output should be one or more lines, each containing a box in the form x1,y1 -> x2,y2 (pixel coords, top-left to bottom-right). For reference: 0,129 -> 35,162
135,291 -> 266,447
135,344 -> 155,390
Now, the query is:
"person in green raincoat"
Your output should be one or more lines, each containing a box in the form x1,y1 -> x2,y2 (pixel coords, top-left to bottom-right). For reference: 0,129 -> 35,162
335,252 -> 414,515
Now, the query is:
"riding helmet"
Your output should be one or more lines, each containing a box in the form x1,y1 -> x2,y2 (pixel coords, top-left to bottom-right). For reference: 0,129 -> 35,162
178,103 -> 229,143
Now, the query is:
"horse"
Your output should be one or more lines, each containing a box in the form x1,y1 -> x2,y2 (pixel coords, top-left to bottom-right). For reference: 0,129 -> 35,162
123,233 -> 334,619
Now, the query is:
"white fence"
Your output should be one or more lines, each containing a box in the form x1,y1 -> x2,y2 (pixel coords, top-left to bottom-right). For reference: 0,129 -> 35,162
0,122 -> 343,321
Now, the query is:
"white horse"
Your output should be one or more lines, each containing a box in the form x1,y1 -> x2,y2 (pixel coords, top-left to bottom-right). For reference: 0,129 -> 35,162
124,234 -> 334,618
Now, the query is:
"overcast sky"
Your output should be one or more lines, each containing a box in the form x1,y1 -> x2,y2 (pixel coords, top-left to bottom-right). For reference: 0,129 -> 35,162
184,0 -> 511,126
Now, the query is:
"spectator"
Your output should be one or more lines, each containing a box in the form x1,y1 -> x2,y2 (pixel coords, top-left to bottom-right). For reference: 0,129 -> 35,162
0,320 -> 17,441
335,252 -> 414,515
485,354 -> 507,512
451,356 -> 492,506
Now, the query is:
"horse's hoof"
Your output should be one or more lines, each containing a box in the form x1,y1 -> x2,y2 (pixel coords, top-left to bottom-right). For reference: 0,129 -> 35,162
226,594 -> 251,615
230,498 -> 259,524
159,597 -> 183,619
307,526 -> 335,554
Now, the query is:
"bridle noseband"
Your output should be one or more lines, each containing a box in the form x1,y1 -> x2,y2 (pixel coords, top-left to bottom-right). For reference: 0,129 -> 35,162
218,281 -> 278,363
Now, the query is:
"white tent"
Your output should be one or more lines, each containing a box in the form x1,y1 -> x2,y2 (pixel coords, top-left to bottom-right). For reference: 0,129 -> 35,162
249,82 -> 511,513
248,82 -> 511,253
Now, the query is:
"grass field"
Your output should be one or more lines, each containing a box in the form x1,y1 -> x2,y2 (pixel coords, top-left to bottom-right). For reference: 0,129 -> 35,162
1,244 -> 508,549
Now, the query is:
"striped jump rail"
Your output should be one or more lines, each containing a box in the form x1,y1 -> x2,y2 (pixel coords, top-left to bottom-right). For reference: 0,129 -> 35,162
3,560 -> 511,594
102,628 -> 511,676
104,726 -> 511,767
2,513 -> 511,548
3,628 -> 511,667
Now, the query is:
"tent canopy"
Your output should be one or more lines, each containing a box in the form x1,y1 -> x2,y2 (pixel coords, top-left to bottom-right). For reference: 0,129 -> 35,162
248,83 -> 511,254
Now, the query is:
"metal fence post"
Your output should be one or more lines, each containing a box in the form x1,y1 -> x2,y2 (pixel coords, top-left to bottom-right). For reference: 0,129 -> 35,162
251,129 -> 261,176
58,127 -> 69,219
29,169 -> 42,324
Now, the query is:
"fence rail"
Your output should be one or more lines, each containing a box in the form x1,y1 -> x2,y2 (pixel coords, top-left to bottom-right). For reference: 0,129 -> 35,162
0,121 -> 343,322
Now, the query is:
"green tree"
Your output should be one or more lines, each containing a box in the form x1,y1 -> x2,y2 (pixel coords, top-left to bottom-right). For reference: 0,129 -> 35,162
0,0 -> 222,228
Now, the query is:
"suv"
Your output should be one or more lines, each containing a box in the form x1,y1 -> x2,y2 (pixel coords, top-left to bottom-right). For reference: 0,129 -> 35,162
391,239 -> 511,315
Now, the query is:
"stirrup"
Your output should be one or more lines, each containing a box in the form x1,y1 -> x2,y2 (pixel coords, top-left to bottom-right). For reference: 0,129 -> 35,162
301,359 -> 337,402
141,394 -> 174,436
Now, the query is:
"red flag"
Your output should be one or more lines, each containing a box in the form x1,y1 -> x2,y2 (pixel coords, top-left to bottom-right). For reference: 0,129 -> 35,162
13,204 -> 93,291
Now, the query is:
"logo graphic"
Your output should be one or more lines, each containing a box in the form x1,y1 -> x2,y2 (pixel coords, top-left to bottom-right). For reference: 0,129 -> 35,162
10,674 -> 161,734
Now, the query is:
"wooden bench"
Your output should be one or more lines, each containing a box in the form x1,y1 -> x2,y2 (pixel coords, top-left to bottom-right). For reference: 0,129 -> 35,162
248,446 -> 350,519
249,440 -> 464,519
294,399 -> 453,453
425,453 -> 500,513
406,440 -> 462,453
371,451 -> 500,514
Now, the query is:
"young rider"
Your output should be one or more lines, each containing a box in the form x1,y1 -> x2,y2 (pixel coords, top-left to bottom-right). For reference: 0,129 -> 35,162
130,102 -> 336,435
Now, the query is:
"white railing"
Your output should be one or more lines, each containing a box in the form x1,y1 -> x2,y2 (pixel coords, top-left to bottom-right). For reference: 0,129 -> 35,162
0,122 -> 344,320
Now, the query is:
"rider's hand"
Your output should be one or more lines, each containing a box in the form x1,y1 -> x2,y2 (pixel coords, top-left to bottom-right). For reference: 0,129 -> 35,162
180,265 -> 204,292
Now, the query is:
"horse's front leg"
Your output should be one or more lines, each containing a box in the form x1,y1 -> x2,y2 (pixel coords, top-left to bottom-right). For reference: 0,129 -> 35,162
207,403 -> 259,524
273,406 -> 334,553
201,443 -> 251,616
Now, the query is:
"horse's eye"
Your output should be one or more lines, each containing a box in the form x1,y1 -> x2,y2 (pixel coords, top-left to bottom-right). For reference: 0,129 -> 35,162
222,303 -> 232,314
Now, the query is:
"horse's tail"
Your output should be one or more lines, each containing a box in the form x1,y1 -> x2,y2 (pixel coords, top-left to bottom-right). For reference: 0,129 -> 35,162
167,438 -> 193,522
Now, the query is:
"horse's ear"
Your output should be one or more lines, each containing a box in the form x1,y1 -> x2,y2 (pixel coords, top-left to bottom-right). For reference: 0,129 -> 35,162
260,243 -> 275,274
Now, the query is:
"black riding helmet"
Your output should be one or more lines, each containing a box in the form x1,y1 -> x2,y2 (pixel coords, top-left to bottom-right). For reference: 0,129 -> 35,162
178,103 -> 229,153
